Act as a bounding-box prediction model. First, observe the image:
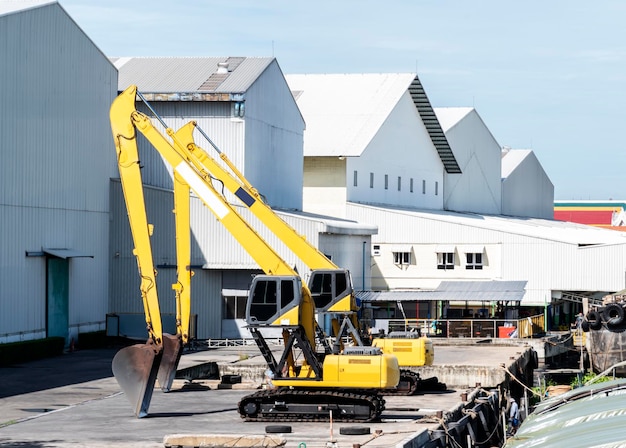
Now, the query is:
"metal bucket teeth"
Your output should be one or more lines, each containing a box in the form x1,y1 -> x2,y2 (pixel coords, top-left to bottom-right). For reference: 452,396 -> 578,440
157,333 -> 183,392
112,341 -> 162,418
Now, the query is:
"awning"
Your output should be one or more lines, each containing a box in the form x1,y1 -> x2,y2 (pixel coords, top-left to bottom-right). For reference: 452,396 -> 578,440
435,280 -> 526,302
43,248 -> 93,259
357,280 -> 527,303
435,245 -> 456,253
356,290 -> 440,302
222,289 -> 249,297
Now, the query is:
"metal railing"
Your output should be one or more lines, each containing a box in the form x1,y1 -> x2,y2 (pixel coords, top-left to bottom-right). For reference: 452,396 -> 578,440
379,314 -> 545,339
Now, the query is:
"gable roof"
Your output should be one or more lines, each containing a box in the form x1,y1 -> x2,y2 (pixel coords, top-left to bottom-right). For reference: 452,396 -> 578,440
112,56 -> 274,94
0,0 -> 53,16
502,149 -> 532,178
286,73 -> 461,172
434,107 -> 474,132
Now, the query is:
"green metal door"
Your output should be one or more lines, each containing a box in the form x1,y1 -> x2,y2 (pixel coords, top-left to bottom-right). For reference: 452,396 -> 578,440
47,256 -> 69,344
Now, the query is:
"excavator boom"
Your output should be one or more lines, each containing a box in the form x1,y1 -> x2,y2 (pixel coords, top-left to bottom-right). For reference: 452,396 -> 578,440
110,85 -> 400,421
170,120 -> 437,395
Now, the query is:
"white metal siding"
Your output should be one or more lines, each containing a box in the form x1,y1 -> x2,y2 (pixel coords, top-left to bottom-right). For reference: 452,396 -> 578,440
244,61 -> 304,210
441,109 -> 502,215
347,203 -> 626,306
0,4 -> 117,342
347,92 -> 444,210
109,182 -> 223,339
502,151 -> 554,219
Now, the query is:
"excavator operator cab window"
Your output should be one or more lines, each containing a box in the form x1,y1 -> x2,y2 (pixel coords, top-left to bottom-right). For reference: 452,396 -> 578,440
309,270 -> 352,311
246,276 -> 301,325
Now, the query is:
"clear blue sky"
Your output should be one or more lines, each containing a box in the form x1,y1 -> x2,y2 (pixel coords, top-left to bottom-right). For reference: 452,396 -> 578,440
60,0 -> 626,201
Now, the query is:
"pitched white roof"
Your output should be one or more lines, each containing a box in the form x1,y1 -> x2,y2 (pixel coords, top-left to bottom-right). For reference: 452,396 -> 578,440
0,0 -> 54,16
502,149 -> 532,178
352,202 -> 626,246
112,57 -> 274,93
285,73 -> 416,157
434,107 -> 473,132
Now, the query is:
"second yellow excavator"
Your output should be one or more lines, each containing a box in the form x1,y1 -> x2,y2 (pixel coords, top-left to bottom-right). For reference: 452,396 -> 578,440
172,122 -> 437,395
110,85 -> 400,421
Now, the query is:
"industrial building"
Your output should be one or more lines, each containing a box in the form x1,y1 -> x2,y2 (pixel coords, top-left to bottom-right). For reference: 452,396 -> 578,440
0,0 -> 117,344
3,0 -> 626,346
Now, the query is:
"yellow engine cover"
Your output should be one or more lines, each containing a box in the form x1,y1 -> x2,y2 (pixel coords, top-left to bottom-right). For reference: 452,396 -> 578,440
372,337 -> 434,367
272,352 -> 400,389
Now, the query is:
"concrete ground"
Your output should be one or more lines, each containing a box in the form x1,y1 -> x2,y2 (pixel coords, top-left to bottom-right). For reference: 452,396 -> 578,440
0,340 -> 530,447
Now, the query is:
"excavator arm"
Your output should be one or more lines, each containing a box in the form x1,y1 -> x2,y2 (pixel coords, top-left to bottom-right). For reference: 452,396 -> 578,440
172,125 -> 358,314
110,85 -> 400,421
110,93 -> 191,417
169,120 -> 435,393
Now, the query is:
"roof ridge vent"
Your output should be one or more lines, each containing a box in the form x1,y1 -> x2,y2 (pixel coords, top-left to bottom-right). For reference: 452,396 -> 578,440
216,62 -> 229,74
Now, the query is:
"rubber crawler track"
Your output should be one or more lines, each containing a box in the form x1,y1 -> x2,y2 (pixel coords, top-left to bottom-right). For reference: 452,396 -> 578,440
384,369 -> 421,396
238,388 -> 385,422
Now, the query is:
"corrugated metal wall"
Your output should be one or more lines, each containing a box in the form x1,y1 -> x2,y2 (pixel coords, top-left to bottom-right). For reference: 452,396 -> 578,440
244,61 -> 305,210
347,203 -> 626,305
109,181 -> 223,339
0,4 -> 118,342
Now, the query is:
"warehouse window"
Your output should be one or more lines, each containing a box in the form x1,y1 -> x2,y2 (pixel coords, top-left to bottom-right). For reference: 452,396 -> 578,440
466,253 -> 483,270
223,295 -> 247,319
353,170 -> 358,187
422,180 -> 426,194
370,172 -> 374,188
397,176 -> 402,191
437,252 -> 454,270
435,181 -> 439,196
393,251 -> 411,266
384,174 -> 389,190
410,178 -> 414,193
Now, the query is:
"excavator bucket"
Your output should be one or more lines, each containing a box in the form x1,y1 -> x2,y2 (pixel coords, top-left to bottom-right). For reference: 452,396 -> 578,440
157,333 -> 183,392
112,340 -> 163,418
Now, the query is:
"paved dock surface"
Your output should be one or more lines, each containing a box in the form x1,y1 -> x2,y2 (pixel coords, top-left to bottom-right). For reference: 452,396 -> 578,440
0,341 -> 529,447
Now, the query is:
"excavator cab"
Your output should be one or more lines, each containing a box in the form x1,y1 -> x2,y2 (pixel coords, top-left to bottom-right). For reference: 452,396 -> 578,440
308,269 -> 353,311
247,275 -> 302,326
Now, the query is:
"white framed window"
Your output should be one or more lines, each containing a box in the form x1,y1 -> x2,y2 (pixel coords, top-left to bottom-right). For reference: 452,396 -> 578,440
223,295 -> 247,319
393,251 -> 411,266
466,253 -> 483,270
437,252 -> 454,270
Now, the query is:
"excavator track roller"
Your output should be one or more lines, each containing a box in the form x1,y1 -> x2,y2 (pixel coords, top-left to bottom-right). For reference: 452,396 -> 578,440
238,388 -> 385,422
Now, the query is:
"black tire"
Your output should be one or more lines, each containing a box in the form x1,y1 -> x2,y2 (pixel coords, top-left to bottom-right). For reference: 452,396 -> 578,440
265,425 -> 292,434
587,310 -> 603,331
603,303 -> 625,326
339,426 -> 370,435
581,320 -> 590,332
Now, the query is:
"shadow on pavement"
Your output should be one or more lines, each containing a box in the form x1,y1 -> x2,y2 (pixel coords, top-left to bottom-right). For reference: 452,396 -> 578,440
0,348 -> 118,399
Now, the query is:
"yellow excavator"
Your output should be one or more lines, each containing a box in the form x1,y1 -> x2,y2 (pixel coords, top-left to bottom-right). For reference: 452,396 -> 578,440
172,124 -> 436,394
110,92 -> 195,417
110,85 -> 400,421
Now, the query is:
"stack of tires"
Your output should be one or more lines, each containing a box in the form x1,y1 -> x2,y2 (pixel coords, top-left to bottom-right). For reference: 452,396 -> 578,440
583,302 -> 626,333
